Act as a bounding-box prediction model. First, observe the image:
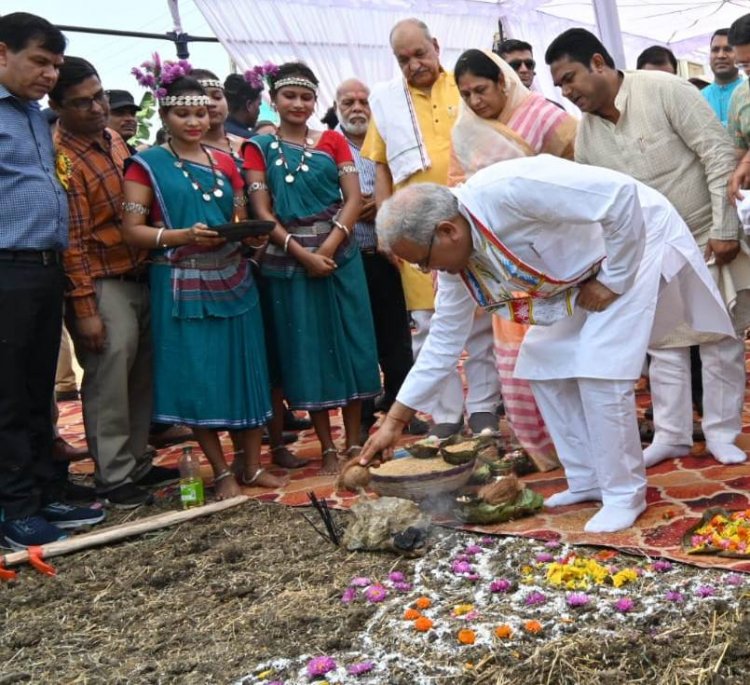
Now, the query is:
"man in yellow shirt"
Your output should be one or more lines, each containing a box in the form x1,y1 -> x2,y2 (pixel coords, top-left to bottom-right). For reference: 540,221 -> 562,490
362,18 -> 500,437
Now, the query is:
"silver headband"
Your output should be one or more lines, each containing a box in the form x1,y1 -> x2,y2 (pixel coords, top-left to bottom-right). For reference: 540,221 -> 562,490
158,95 -> 211,107
273,77 -> 318,94
197,79 -> 223,90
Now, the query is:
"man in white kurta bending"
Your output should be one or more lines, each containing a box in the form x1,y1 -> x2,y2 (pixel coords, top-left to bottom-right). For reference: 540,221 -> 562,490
358,156 -> 735,534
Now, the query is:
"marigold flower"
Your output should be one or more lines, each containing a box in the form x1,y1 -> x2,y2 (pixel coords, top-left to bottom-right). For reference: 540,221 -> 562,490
524,620 -> 543,634
452,604 -> 474,616
612,568 -> 638,588
403,608 -> 421,620
414,616 -> 434,632
415,596 -> 432,610
457,629 -> 476,645
495,624 -> 513,639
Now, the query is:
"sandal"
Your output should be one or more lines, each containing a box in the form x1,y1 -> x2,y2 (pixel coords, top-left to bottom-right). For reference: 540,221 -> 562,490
270,445 -> 310,469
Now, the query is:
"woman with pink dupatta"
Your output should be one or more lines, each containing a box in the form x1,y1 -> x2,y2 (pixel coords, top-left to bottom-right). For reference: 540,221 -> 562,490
449,48 -> 577,471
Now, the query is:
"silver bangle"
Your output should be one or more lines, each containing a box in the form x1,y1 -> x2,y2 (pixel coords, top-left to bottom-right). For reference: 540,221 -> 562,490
122,201 -> 150,215
283,234 -> 293,253
233,193 -> 247,207
155,227 -> 166,248
249,181 -> 268,193
333,219 -> 350,239
338,164 -> 358,177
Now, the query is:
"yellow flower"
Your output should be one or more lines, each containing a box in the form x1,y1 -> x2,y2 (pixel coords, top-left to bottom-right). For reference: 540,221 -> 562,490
611,568 -> 638,588
453,604 -> 474,616
55,152 -> 73,190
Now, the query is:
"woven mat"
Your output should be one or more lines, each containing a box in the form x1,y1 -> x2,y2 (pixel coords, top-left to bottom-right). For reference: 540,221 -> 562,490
60,374 -> 750,572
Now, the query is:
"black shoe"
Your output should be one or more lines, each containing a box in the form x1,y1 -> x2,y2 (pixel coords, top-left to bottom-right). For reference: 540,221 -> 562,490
283,410 -> 312,431
404,417 -> 430,436
137,465 -> 181,488
261,429 -> 298,445
61,480 -> 98,505
468,412 -> 499,435
55,389 -> 79,402
430,421 -> 464,439
103,483 -> 153,509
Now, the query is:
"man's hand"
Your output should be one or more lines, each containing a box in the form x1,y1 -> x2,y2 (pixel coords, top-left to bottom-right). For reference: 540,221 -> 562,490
358,418 -> 404,466
705,238 -> 740,266
76,314 -> 106,353
729,159 -> 750,205
359,194 -> 377,223
577,278 -> 619,312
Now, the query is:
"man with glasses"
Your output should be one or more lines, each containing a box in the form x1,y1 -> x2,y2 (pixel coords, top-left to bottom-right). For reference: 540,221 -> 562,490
496,39 -> 537,89
360,156 -> 734,533
51,56 -> 179,509
703,29 -> 743,127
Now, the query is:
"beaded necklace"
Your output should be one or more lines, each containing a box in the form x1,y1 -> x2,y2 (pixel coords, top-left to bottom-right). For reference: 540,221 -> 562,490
225,135 -> 242,162
270,127 -> 314,183
168,141 -> 225,202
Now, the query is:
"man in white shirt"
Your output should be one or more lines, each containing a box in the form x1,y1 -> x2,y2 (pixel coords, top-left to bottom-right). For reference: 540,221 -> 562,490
359,156 -> 734,534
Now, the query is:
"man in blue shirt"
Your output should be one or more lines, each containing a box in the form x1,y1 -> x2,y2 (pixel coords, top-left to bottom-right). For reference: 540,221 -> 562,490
703,29 -> 744,126
0,12 -> 104,549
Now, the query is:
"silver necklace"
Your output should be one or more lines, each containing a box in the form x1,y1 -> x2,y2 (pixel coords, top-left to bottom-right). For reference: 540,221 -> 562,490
270,128 -> 314,183
168,141 -> 225,202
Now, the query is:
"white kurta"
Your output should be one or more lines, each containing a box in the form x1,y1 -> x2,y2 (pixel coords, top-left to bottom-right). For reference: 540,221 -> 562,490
396,156 -> 734,409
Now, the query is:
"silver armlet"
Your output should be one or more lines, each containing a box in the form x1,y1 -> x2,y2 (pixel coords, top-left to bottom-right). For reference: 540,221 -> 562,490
338,164 -> 358,177
122,201 -> 150,215
233,194 -> 248,207
248,182 -> 268,193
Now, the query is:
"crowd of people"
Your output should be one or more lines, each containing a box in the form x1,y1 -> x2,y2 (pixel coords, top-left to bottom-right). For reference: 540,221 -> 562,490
2,9 -> 750,548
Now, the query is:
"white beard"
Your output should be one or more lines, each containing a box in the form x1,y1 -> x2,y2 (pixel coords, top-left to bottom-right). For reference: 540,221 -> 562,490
341,119 -> 369,136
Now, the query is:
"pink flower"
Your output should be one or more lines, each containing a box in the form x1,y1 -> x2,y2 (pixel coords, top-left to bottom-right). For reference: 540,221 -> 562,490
566,592 -> 590,607
651,560 -> 673,573
535,552 -> 554,563
465,573 -> 480,582
524,591 -> 547,607
665,590 -> 684,603
544,540 -> 561,549
725,573 -> 744,586
349,576 -> 371,587
480,536 -> 495,546
489,578 -> 512,593
696,585 -> 715,598
347,661 -> 375,676
306,656 -> 336,678
388,571 -> 406,583
392,581 -> 412,593
341,587 -> 357,604
364,585 -> 388,603
464,545 -> 482,556
614,597 -> 634,613
451,559 -> 474,575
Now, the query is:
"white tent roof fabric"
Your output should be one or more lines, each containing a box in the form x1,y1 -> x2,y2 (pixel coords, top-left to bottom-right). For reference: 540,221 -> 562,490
190,0 -> 748,108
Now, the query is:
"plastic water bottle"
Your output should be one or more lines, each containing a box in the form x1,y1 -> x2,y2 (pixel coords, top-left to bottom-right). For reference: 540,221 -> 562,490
178,446 -> 204,509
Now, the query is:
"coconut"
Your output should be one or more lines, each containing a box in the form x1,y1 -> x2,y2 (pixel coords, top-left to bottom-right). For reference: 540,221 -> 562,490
336,456 -> 371,492
477,474 -> 522,506
405,436 -> 441,459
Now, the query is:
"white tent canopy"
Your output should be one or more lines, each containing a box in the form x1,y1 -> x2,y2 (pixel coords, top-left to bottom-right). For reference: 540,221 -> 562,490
188,0 -> 748,107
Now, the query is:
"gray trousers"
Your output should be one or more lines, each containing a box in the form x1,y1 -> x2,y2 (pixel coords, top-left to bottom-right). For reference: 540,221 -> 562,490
68,279 -> 153,492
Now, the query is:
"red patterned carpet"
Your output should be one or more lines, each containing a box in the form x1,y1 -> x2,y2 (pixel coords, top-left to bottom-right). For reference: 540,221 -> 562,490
60,375 -> 750,572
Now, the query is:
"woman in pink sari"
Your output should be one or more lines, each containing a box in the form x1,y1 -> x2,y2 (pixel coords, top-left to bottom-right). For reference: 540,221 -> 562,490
449,49 -> 577,471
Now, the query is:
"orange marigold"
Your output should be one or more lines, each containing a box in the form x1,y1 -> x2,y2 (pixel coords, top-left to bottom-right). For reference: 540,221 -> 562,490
495,624 -> 513,639
415,596 -> 432,610
414,617 -> 434,632
524,620 -> 543,635
457,629 -> 476,645
403,608 -> 422,621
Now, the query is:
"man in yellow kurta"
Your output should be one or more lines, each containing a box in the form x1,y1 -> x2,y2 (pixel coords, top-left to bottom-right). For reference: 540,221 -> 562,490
362,18 -> 500,437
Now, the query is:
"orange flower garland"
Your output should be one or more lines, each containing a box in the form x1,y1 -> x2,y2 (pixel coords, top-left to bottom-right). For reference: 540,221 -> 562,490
414,617 -> 434,632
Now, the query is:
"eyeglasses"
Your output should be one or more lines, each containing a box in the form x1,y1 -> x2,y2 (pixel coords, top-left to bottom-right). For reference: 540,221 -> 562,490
63,90 -> 108,111
508,59 -> 536,72
417,230 -> 436,273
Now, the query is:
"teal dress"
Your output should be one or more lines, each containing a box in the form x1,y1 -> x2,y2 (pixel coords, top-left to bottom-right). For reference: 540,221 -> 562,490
127,146 -> 272,428
244,131 -> 381,410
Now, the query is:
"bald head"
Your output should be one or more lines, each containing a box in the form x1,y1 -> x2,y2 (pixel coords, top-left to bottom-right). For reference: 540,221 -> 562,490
336,78 -> 371,137
390,18 -> 441,90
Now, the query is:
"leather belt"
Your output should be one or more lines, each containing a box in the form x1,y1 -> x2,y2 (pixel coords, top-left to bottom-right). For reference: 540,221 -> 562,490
102,269 -> 149,284
0,249 -> 61,266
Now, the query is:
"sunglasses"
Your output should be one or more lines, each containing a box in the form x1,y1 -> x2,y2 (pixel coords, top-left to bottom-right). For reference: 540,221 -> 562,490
508,59 -> 536,72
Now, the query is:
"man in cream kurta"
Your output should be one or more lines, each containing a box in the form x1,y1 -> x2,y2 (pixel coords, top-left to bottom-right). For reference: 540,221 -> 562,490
360,156 -> 734,534
546,28 -> 750,467
361,18 -> 499,437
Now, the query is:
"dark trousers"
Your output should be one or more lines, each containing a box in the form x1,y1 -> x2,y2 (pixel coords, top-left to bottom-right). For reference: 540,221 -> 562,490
690,345 -> 703,415
360,251 -> 414,423
0,261 -> 64,519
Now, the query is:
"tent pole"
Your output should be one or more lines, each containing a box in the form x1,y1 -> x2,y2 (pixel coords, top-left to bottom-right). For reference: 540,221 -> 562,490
592,0 -> 627,69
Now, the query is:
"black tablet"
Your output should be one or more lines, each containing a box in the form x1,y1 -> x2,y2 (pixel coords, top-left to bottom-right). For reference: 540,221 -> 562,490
211,220 -> 275,241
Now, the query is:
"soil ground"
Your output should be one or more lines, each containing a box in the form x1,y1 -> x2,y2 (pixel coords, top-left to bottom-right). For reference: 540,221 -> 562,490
2,494 -> 750,685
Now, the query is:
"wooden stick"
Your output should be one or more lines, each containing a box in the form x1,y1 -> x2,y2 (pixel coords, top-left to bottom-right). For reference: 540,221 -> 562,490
1,495 -> 250,568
